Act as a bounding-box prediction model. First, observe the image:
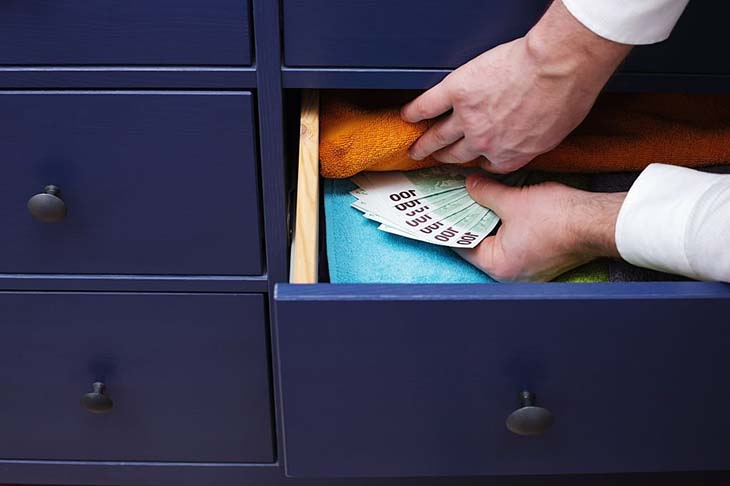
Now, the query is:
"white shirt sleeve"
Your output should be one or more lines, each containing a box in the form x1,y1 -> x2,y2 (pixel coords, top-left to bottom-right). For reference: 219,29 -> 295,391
615,164 -> 730,282
561,0 -> 690,45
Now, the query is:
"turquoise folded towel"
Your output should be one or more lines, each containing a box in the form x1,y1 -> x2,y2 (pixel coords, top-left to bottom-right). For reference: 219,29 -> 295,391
324,178 -> 496,283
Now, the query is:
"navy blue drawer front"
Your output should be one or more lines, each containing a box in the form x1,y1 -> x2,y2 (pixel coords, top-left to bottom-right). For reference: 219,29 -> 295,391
0,91 -> 262,276
0,1 -> 251,66
283,1 -> 729,75
0,292 -> 273,463
275,283 -> 730,477
283,0 -> 542,68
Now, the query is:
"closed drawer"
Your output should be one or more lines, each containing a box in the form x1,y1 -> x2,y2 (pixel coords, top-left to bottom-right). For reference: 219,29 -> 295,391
0,1 -> 251,65
0,91 -> 262,276
275,91 -> 730,477
0,292 -> 273,462
275,285 -> 730,477
283,1 -> 728,75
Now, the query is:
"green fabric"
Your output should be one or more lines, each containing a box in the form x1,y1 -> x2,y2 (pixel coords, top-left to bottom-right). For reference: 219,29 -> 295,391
555,260 -> 610,283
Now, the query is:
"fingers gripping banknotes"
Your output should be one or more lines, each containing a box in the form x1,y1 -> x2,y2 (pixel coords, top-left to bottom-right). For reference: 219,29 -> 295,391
349,166 -> 517,248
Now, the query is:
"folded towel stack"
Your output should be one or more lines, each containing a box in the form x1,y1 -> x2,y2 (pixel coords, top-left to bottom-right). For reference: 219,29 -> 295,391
320,91 -> 730,178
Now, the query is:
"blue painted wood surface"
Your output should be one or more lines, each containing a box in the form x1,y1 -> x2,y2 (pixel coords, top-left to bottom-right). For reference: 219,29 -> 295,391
0,292 -> 273,462
0,274 -> 269,293
275,283 -> 730,477
276,282 -> 730,301
282,68 -> 730,92
282,1 -> 729,76
252,2 -> 290,481
0,0 -> 729,484
0,91 -> 262,276
0,67 -> 257,89
0,0 -> 251,66
282,0 -> 545,68
253,0 -> 289,288
1,462 -> 725,486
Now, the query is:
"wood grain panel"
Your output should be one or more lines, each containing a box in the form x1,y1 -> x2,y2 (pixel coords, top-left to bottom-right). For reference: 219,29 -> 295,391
291,90 -> 320,283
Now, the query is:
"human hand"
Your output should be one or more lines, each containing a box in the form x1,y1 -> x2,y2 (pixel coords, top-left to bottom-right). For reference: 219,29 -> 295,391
455,173 -> 625,282
401,0 -> 631,174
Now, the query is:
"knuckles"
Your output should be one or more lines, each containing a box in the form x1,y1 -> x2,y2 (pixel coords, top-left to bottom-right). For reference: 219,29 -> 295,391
406,104 -> 426,122
402,100 -> 427,122
479,158 -> 514,175
429,126 -> 449,146
470,138 -> 492,157
449,84 -> 472,106
432,150 -> 456,164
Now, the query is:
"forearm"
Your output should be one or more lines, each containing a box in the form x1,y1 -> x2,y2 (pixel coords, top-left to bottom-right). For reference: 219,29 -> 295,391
525,1 -> 632,97
571,191 -> 625,260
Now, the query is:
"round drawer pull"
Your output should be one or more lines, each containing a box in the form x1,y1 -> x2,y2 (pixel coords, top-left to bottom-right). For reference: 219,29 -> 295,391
27,185 -> 67,222
505,390 -> 553,437
81,382 -> 113,414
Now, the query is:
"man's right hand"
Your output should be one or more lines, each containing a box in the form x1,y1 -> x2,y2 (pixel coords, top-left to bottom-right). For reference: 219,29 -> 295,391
401,0 -> 632,174
455,174 -> 625,282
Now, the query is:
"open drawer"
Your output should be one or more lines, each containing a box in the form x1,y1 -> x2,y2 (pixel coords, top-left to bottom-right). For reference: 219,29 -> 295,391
275,90 -> 730,478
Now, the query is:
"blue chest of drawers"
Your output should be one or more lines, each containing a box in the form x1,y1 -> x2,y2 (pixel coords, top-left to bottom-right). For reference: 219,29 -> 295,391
0,2 -> 728,486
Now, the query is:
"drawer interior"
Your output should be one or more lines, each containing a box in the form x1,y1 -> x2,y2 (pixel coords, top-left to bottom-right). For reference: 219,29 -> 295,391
285,89 -> 710,286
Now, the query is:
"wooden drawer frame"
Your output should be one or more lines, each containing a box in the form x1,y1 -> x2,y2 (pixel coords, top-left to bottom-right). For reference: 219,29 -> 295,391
291,90 -> 321,283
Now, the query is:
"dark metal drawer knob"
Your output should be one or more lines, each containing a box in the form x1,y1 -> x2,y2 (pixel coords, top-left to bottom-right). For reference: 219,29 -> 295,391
505,390 -> 554,436
81,382 -> 113,414
27,185 -> 67,222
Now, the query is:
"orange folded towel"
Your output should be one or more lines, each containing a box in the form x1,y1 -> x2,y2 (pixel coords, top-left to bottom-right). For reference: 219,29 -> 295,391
319,90 -> 730,178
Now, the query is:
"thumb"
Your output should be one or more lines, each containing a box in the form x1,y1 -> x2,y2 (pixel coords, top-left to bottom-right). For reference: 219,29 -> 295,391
465,173 -> 515,217
454,236 -> 500,279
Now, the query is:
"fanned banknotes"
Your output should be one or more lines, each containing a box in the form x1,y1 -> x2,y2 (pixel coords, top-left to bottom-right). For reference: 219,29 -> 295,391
349,166 -> 515,249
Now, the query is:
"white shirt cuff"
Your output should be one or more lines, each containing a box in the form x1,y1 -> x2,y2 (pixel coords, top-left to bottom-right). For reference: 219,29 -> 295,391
615,163 -> 730,282
561,0 -> 690,45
